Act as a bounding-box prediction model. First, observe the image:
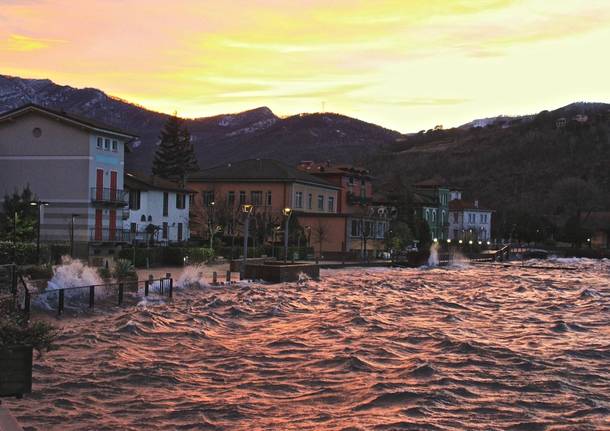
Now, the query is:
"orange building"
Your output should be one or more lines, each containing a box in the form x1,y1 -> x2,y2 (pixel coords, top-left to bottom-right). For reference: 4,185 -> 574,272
188,159 -> 391,259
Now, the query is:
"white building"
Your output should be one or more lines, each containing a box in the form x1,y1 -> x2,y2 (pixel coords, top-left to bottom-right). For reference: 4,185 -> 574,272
448,190 -> 493,242
124,172 -> 191,244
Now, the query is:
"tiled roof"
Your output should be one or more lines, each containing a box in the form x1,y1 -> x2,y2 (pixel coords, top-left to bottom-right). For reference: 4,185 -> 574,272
0,103 -> 139,139
190,159 -> 339,189
449,199 -> 492,212
125,172 -> 193,193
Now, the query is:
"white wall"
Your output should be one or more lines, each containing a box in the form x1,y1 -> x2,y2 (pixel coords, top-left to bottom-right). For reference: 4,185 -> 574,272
127,189 -> 190,243
449,209 -> 492,241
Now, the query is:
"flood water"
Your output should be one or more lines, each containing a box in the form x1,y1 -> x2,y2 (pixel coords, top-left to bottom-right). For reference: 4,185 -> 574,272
7,259 -> 610,430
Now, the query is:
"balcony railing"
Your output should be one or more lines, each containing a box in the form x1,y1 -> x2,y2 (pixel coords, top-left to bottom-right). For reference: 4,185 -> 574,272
346,192 -> 373,206
90,188 -> 128,206
89,228 -> 131,243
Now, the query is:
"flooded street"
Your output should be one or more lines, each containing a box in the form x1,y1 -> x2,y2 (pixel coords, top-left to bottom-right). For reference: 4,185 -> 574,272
7,260 -> 610,430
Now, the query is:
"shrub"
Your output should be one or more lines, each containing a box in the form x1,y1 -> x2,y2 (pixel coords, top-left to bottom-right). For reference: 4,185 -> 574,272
21,264 -> 53,280
0,316 -> 58,357
113,259 -> 137,280
97,266 -> 111,280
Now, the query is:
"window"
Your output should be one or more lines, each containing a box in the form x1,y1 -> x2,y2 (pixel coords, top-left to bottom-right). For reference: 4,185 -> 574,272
266,191 -> 272,206
129,190 -> 141,210
351,220 -> 360,237
328,196 -> 335,212
163,192 -> 169,216
228,191 -> 235,207
176,193 -> 186,209
432,210 -> 436,222
307,193 -> 313,209
453,212 -> 458,223
111,140 -> 118,152
202,191 -> 214,206
251,191 -> 262,205
130,222 -> 137,233
162,222 -> 168,239
140,215 -> 146,222
177,223 -> 183,242
317,195 -> 324,210
361,177 -> 366,186
147,215 -> 152,222
104,138 -> 110,150
425,209 -> 429,220
348,176 -> 354,185
96,137 -> 103,149
239,191 -> 246,205
295,192 -> 303,208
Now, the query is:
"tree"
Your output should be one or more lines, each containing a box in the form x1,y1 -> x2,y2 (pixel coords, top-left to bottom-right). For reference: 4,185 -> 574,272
312,222 -> 329,260
152,114 -> 199,186
0,186 -> 38,242
385,220 -> 413,252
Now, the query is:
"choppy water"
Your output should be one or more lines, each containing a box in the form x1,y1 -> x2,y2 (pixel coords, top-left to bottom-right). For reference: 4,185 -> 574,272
7,259 -> 610,430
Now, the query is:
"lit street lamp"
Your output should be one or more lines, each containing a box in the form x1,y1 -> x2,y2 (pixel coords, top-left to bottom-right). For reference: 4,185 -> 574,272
282,207 -> 292,263
30,200 -> 49,263
240,204 -> 253,279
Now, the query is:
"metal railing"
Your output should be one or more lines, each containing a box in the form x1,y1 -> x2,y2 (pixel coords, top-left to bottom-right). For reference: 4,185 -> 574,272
20,276 -> 174,316
90,187 -> 128,205
89,228 -> 131,242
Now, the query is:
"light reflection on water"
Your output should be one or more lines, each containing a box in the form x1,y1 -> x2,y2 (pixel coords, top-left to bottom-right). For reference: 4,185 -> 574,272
7,260 -> 610,430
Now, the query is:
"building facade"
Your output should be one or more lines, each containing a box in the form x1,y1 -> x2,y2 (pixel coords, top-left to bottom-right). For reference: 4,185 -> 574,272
124,172 -> 191,245
0,104 -> 137,260
413,178 -> 450,241
448,190 -> 493,242
297,161 -> 391,257
188,159 -> 342,255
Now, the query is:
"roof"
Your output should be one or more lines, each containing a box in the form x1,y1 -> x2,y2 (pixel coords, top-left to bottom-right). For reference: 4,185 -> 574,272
125,172 -> 193,193
412,192 -> 437,206
0,103 -> 139,141
413,176 -> 449,188
190,159 -> 340,189
449,199 -> 493,212
297,161 -> 373,179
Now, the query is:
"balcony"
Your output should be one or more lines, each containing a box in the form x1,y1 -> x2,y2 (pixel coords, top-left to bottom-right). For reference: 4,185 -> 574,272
89,228 -> 131,243
90,188 -> 128,206
120,208 -> 130,220
346,191 -> 373,206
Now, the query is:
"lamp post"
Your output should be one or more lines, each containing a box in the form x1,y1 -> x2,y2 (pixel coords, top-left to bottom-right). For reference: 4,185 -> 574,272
282,208 -> 292,264
30,200 -> 49,264
208,201 -> 215,249
241,204 -> 253,279
70,214 -> 79,257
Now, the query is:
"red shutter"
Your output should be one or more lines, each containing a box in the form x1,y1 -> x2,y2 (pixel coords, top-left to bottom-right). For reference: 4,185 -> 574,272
94,209 -> 103,240
109,209 -> 116,240
110,171 -> 117,202
96,169 -> 104,200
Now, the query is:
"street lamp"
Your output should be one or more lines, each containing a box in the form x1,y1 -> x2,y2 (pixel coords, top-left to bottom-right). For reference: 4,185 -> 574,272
70,214 -> 79,257
208,201 -> 216,249
240,204 -> 253,279
282,207 -> 292,263
447,239 -> 451,244
30,200 -> 49,263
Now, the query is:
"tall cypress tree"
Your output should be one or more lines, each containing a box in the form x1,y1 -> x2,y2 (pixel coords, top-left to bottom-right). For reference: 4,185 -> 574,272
152,114 -> 199,186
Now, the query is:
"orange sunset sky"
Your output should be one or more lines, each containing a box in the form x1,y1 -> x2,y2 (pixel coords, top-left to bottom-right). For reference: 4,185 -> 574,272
1,0 -> 609,131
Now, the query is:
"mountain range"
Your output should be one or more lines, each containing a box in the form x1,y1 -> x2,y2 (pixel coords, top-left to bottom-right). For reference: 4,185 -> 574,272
0,74 -> 401,172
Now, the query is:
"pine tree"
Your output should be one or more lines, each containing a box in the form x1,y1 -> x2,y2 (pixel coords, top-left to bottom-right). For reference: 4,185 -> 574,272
152,114 -> 199,185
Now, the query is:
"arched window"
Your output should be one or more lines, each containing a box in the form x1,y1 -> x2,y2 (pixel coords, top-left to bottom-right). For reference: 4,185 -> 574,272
140,215 -> 146,222
147,215 -> 152,222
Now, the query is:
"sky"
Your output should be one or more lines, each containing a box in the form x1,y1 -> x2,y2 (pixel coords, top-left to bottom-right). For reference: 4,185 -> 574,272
1,0 -> 609,132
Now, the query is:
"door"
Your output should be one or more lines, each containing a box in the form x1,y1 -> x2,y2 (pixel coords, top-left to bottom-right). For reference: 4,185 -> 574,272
96,169 -> 104,200
110,171 -> 117,202
177,223 -> 183,242
94,209 -> 103,241
109,209 -> 116,240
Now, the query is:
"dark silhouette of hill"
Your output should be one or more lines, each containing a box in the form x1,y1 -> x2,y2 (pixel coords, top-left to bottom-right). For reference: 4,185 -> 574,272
0,74 -> 401,171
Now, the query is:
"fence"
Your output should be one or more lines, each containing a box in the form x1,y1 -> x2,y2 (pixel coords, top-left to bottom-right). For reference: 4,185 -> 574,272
14,275 -> 173,317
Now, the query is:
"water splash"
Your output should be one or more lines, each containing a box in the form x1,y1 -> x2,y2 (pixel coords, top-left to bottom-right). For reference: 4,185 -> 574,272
427,242 -> 439,267
47,256 -> 102,291
176,265 -> 212,289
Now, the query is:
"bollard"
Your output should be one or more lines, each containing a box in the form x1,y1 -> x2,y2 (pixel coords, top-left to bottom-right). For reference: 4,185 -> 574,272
226,270 -> 231,283
148,275 -> 154,295
212,271 -> 217,285
89,285 -> 95,308
169,278 -> 173,298
165,273 -> 171,296
58,289 -> 64,315
118,283 -> 124,305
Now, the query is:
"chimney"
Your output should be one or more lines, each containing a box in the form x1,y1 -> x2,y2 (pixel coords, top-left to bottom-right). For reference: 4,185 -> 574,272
474,200 -> 479,208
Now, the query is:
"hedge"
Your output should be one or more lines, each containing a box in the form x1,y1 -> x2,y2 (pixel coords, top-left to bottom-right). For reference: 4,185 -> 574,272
118,246 -> 216,268
0,242 -> 70,265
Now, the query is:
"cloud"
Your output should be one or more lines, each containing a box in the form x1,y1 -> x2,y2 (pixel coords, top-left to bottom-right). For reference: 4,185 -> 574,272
0,34 -> 64,52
